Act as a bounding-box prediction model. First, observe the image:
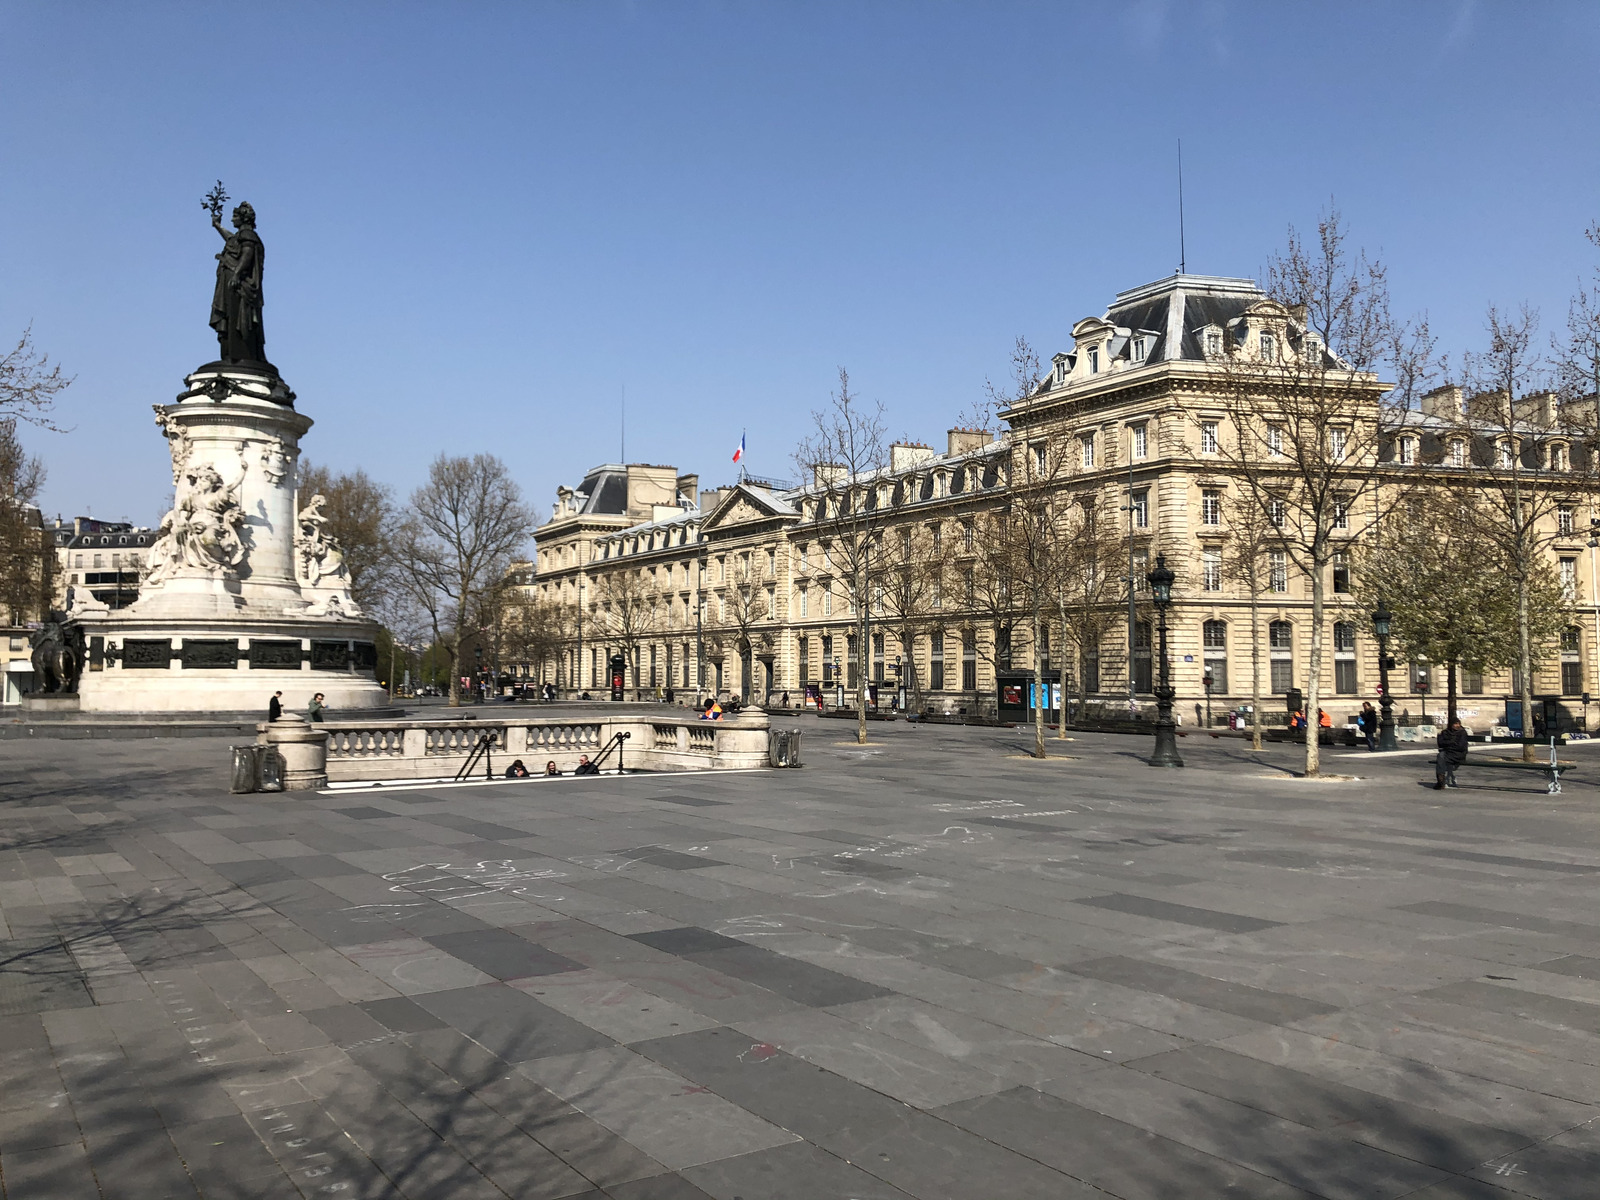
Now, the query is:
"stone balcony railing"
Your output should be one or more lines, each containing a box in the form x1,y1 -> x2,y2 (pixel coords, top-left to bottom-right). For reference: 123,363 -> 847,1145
261,707 -> 775,785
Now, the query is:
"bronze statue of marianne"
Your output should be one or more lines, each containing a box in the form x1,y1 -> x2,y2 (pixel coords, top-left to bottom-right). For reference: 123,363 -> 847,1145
210,200 -> 270,366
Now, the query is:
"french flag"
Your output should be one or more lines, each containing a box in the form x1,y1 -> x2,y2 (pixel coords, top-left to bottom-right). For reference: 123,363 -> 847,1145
732,432 -> 745,464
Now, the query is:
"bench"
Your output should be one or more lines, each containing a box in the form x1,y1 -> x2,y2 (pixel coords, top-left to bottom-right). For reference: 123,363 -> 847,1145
1457,757 -> 1577,795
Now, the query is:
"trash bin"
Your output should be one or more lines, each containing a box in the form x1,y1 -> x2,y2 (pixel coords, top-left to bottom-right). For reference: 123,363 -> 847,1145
768,728 -> 803,767
257,747 -> 286,792
230,745 -> 261,794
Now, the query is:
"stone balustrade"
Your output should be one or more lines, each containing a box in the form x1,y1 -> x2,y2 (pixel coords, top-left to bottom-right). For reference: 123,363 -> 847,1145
259,707 -> 774,786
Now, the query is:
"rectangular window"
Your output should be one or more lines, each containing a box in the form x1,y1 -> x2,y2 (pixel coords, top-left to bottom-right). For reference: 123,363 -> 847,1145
1332,551 -> 1350,594
1080,434 -> 1095,469
1333,498 -> 1350,530
1399,436 -> 1416,465
1130,491 -> 1148,529
1563,661 -> 1583,694
1132,425 -> 1148,459
1333,620 -> 1357,695
1269,497 -> 1286,528
92,553 -> 103,569
1133,621 -> 1152,693
961,634 -> 977,690
962,522 -> 974,553
1552,443 -> 1569,471
1269,620 -> 1293,694
1335,658 -> 1358,694
798,588 -> 808,617
1084,643 -> 1101,693
930,524 -> 941,554
1558,506 -> 1575,535
1131,335 -> 1147,363
1267,425 -> 1283,457
1259,331 -> 1275,361
1450,440 -> 1466,468
1329,428 -> 1347,460
823,586 -> 832,616
1201,421 -> 1219,454
1088,348 -> 1100,374
1462,667 -> 1483,695
1561,558 -> 1577,599
1202,550 -> 1222,592
1498,440 -> 1514,469
798,637 -> 810,685
1205,331 -> 1222,357
1270,550 -> 1287,594
1201,490 -> 1221,525
930,632 -> 944,691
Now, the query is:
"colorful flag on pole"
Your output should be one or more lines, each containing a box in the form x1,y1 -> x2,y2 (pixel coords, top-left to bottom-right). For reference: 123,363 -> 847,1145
732,432 -> 745,463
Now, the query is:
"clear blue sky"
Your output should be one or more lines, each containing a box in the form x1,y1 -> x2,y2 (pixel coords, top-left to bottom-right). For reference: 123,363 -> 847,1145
4,1 -> 1597,528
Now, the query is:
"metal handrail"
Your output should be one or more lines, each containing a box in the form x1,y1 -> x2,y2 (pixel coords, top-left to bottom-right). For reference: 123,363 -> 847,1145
453,732 -> 499,781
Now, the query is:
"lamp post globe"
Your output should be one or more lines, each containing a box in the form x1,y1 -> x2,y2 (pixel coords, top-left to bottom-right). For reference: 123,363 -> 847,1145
1372,599 -> 1398,751
1146,554 -> 1184,768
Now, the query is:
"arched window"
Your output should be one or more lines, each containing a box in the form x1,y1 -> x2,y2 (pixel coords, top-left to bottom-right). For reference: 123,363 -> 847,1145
1202,620 -> 1228,693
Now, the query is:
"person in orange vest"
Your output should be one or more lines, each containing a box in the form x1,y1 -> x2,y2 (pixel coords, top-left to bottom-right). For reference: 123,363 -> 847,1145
700,697 -> 724,721
1318,708 -> 1333,729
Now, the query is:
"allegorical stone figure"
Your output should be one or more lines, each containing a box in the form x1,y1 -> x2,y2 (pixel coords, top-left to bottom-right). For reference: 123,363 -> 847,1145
210,201 -> 268,365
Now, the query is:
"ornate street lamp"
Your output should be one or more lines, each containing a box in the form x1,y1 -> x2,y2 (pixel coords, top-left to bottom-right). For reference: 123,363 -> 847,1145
1373,599 -> 1398,751
1147,554 -> 1184,767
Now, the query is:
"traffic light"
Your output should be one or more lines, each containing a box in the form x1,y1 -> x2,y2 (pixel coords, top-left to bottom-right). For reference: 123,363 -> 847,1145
609,653 -> 625,701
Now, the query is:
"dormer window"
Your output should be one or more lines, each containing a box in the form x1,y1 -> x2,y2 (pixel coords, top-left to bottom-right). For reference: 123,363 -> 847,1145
1088,347 -> 1100,375
1131,336 -> 1148,364
1259,331 -> 1276,361
1204,329 -> 1223,357
1053,356 -> 1069,386
1399,436 -> 1416,465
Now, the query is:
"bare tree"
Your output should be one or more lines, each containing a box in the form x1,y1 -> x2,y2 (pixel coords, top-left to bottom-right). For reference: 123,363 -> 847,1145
1220,205 -> 1410,776
1555,221 -> 1600,408
1358,488 -> 1557,729
298,461 -> 397,612
1451,306 -> 1570,758
0,418 -> 53,624
875,521 -> 942,713
398,454 -> 536,707
794,368 -> 889,744
1055,492 -> 1129,727
718,555 -> 773,703
1,327 -> 71,428
592,567 -> 661,699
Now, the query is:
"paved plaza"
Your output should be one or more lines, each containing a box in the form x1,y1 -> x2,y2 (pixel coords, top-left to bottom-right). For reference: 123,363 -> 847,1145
1,720 -> 1597,1199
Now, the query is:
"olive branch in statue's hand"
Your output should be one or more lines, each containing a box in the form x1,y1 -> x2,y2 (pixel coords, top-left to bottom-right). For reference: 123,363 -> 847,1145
202,180 -> 228,224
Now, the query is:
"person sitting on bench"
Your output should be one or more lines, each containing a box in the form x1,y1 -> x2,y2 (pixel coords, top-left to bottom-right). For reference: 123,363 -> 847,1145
574,755 -> 600,775
1435,718 -> 1469,789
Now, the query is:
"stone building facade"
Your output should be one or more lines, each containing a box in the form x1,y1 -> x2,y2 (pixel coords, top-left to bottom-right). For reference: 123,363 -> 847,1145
513,273 -> 1600,731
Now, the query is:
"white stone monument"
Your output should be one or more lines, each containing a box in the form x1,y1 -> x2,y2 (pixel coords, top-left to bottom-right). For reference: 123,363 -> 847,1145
57,192 -> 391,716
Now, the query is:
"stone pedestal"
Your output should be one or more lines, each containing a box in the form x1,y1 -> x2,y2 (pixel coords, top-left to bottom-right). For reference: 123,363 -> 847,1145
259,715 -> 328,790
71,363 -> 390,716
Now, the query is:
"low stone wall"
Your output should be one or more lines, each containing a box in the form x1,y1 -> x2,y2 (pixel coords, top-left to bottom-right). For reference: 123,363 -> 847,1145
263,707 -> 774,784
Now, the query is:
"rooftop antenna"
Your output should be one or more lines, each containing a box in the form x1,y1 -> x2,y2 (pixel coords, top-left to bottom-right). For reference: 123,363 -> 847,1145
1177,138 -> 1187,275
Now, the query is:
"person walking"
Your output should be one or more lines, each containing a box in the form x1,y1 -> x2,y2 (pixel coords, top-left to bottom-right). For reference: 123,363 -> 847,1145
268,691 -> 283,722
307,692 -> 326,723
1358,701 -> 1378,751
1435,718 -> 1469,789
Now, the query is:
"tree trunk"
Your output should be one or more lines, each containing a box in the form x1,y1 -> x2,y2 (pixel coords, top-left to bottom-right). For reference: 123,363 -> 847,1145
857,563 -> 869,746
1032,599 -> 1045,758
1447,661 -> 1458,727
1056,599 -> 1069,738
1305,561 -> 1324,777
1249,589 -> 1263,751
1517,563 -> 1536,761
